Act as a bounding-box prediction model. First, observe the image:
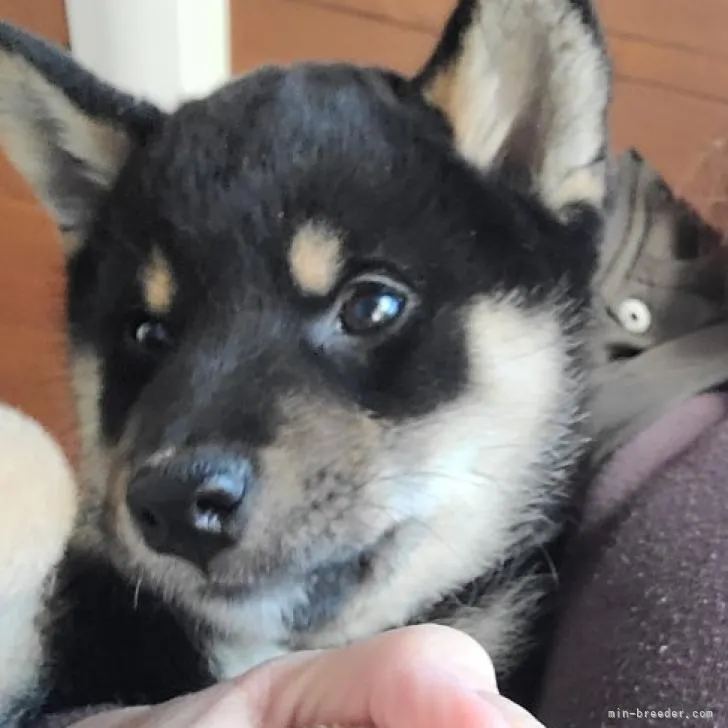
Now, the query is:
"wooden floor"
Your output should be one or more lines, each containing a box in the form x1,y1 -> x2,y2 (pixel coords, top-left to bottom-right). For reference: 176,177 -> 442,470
2,0 -> 728,461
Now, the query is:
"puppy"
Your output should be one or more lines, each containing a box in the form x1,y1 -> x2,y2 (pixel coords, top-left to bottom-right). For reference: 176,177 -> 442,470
0,0 -> 610,723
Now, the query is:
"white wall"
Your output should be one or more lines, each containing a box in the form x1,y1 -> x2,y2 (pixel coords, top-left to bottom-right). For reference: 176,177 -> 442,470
64,0 -> 231,110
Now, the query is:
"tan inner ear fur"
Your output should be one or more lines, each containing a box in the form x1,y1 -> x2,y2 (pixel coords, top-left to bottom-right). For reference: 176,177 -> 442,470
288,222 -> 343,296
0,51 -> 130,242
423,0 -> 609,213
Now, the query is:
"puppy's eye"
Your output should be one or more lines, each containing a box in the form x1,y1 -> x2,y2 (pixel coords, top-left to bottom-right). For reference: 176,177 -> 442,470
338,277 -> 409,335
126,317 -> 172,356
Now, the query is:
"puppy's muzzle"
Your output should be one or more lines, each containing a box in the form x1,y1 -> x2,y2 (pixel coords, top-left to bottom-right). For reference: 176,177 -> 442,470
126,449 -> 251,571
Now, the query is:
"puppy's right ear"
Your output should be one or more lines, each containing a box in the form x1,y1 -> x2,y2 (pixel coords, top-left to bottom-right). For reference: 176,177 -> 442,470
413,0 -> 611,219
0,22 -> 164,253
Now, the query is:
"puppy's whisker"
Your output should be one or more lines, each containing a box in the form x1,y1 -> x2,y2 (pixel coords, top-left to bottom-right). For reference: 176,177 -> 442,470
132,577 -> 143,611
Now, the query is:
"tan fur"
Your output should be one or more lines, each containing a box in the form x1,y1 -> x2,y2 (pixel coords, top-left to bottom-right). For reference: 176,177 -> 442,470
141,248 -> 176,315
0,52 -> 130,240
0,405 -> 77,710
288,222 -> 343,296
423,0 -> 609,213
440,579 -> 547,671
60,230 -> 84,258
298,296 -> 581,669
68,350 -> 112,550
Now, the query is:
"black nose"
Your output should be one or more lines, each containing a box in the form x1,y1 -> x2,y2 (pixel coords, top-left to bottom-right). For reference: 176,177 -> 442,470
126,453 -> 251,570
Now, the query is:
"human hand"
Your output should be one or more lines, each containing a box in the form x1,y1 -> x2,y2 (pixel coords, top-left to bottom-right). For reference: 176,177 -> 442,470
73,625 -> 544,728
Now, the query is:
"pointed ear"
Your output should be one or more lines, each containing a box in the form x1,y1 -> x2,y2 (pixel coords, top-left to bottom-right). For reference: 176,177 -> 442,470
414,0 -> 611,218
0,22 -> 164,253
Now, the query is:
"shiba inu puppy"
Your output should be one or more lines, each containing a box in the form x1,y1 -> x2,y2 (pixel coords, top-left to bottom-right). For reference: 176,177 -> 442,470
0,0 -> 610,723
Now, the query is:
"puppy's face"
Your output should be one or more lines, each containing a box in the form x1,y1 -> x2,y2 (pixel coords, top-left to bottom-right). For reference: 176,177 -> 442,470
75,64 -> 590,637
0,0 -> 610,662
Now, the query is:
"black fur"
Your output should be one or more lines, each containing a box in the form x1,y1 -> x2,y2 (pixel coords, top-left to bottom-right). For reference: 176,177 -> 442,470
38,552 -> 212,717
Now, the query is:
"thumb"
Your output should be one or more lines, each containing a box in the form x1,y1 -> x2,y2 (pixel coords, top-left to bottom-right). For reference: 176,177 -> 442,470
238,623 -> 526,728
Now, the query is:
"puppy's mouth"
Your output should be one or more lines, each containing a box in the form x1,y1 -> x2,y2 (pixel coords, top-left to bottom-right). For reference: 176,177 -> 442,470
202,550 -> 372,601
199,528 -> 397,604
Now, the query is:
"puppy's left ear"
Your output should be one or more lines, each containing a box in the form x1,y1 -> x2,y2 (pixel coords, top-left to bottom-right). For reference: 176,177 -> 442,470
414,0 -> 611,218
0,22 -> 164,247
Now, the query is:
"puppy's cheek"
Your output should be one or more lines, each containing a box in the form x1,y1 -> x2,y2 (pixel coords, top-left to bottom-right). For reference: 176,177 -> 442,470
106,463 -> 131,522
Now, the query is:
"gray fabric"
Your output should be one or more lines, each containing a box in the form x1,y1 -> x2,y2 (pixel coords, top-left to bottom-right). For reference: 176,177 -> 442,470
591,319 -> 728,468
590,149 -> 728,466
594,149 -> 727,360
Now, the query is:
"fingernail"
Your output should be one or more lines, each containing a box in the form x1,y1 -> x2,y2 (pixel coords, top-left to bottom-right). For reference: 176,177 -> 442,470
477,692 -> 546,727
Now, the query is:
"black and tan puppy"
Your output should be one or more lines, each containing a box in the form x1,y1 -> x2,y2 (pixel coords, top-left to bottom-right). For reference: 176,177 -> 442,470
0,0 -> 610,724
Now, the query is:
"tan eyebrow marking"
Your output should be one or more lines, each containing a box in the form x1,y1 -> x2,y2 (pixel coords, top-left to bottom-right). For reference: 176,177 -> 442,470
288,221 -> 343,296
141,248 -> 176,314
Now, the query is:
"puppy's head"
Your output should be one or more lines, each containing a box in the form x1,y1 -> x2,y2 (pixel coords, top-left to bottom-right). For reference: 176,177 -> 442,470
0,0 -> 609,661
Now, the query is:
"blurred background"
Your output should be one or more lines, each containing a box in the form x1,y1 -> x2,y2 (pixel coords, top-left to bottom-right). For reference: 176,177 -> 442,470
1,0 -> 726,459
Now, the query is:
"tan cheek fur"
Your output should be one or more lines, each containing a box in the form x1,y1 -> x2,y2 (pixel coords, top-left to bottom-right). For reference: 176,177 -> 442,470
288,222 -> 343,296
67,354 -> 195,592
70,351 -> 107,501
68,349 -> 117,552
302,296 -> 579,669
239,399 -> 386,557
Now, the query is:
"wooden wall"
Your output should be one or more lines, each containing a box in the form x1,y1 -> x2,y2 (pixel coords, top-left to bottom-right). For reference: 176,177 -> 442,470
601,0 -> 728,207
0,1 -> 75,456
231,0 -> 728,208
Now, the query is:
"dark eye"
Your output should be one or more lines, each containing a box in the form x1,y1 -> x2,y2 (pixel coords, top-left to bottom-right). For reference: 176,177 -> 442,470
338,277 -> 409,335
125,317 -> 172,357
